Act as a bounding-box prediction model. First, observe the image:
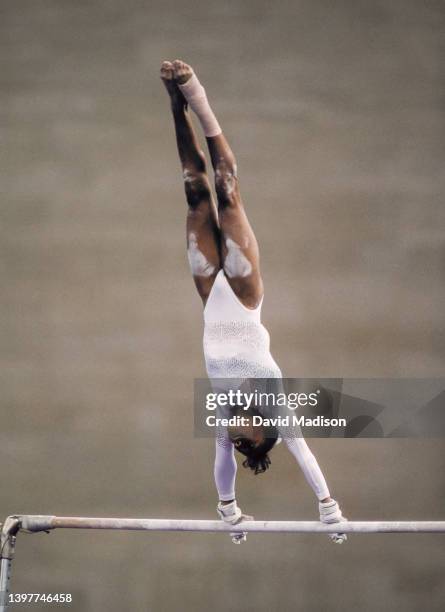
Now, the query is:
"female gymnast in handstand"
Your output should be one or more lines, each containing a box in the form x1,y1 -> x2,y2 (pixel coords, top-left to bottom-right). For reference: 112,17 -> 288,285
160,59 -> 346,544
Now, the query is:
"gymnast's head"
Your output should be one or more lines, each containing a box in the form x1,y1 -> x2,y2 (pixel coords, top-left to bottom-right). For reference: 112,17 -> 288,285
227,406 -> 279,475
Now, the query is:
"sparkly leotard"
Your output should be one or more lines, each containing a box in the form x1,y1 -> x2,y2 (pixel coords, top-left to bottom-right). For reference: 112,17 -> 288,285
203,270 -> 281,380
204,270 -> 330,503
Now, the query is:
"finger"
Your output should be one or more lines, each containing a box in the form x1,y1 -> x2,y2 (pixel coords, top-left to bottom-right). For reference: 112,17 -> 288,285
231,532 -> 247,544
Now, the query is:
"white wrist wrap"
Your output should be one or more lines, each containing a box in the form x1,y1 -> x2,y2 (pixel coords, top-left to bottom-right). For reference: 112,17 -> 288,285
217,500 -> 243,525
178,74 -> 222,137
319,499 -> 344,524
319,499 -> 347,544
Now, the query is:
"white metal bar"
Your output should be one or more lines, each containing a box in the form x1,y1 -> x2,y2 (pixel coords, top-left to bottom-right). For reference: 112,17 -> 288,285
17,516 -> 445,534
1,516 -> 444,612
0,558 -> 12,612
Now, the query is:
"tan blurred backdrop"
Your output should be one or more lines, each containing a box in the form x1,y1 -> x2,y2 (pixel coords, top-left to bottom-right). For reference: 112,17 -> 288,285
1,1 -> 444,610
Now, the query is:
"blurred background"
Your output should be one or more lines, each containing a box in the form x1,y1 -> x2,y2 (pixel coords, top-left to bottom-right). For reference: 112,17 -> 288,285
1,0 -> 444,610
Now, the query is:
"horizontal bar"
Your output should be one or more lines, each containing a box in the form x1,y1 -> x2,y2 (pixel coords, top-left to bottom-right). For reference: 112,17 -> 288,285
16,516 -> 445,534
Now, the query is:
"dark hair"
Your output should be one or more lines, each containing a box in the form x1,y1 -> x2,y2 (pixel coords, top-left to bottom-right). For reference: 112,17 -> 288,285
231,413 -> 279,475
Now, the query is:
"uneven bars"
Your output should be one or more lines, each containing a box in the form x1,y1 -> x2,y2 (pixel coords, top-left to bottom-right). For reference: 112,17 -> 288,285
13,516 -> 445,534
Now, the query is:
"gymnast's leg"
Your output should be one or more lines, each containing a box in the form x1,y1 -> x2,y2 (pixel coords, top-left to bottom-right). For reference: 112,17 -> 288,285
160,61 -> 221,303
173,59 -> 263,309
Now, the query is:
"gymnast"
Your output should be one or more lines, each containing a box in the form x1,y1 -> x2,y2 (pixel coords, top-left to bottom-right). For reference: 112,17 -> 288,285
160,59 -> 347,544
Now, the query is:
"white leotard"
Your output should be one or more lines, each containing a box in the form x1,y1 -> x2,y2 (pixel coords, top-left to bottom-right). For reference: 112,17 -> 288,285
204,270 -> 330,503
203,270 -> 281,379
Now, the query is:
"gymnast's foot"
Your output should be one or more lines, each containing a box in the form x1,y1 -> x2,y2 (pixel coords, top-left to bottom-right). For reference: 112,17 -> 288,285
160,60 -> 187,110
170,59 -> 222,137
172,59 -> 194,85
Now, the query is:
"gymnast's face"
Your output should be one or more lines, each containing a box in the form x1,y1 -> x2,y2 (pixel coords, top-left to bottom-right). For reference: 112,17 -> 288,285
228,415 -> 265,450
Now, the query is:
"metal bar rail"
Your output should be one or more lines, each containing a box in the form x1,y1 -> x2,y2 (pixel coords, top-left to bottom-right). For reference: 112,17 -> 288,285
2,516 -> 445,611
14,516 -> 445,533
